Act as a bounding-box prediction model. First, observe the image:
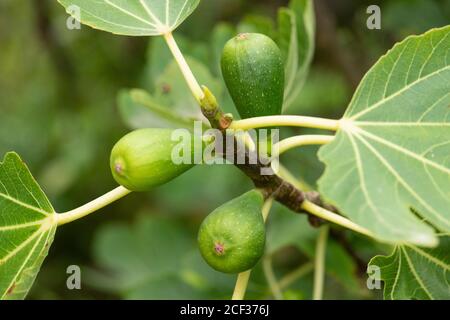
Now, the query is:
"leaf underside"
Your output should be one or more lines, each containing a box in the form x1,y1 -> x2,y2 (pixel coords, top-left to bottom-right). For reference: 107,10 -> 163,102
369,235 -> 450,300
318,26 -> 450,246
0,152 -> 57,300
58,0 -> 201,36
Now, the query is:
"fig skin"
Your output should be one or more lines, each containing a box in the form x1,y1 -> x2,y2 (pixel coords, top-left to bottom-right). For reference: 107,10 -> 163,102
221,32 -> 285,119
110,128 -> 195,191
198,190 -> 266,274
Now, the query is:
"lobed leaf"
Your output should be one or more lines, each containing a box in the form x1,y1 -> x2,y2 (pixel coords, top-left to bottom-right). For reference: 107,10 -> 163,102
0,152 -> 57,300
318,26 -> 450,246
369,235 -> 450,299
58,0 -> 201,36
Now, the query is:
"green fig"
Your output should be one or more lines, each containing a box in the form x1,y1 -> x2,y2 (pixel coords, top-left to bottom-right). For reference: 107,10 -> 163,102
110,128 -> 195,191
221,33 -> 285,119
198,190 -> 266,274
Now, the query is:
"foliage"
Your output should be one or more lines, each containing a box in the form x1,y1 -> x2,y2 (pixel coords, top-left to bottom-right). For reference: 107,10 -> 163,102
0,0 -> 448,300
319,26 -> 450,246
370,235 -> 450,300
0,153 -> 56,299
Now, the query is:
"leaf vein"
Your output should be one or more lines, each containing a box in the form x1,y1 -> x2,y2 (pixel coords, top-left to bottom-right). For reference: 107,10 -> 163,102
358,128 -> 450,175
354,133 -> 449,228
405,245 -> 450,271
103,0 -> 159,28
402,247 -> 434,299
349,66 -> 450,120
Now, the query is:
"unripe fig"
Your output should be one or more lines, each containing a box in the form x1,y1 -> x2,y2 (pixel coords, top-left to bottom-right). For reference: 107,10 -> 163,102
198,190 -> 266,274
221,33 -> 285,119
110,128 -> 194,191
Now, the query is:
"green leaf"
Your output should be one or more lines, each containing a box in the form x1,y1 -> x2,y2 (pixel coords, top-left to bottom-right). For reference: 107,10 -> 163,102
58,0 -> 200,36
278,0 -> 315,110
237,14 -> 276,39
118,89 -> 196,129
266,204 -> 362,294
369,235 -> 450,299
119,55 -> 223,130
88,215 -> 233,299
318,26 -> 450,246
154,56 -> 222,114
143,35 -> 208,89
210,23 -> 236,76
266,203 -> 316,255
0,152 -> 57,300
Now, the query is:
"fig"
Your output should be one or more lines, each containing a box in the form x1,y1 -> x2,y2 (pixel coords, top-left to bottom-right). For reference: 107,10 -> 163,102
221,33 -> 285,119
198,190 -> 266,274
110,128 -> 195,191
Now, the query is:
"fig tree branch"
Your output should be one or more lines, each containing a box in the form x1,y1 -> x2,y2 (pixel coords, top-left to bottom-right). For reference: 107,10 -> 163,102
199,87 -> 374,238
164,32 -> 372,237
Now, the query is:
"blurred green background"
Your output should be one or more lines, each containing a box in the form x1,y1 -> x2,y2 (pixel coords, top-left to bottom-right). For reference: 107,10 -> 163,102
0,0 -> 448,299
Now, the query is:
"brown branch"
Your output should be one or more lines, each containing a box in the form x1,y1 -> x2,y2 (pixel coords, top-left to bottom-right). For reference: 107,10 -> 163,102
200,88 -> 337,226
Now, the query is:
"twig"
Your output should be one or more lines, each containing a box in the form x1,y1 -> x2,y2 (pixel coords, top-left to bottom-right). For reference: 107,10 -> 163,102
313,225 -> 329,300
198,88 -> 373,235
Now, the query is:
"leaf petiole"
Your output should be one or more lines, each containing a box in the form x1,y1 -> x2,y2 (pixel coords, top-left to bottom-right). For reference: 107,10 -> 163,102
313,225 -> 329,300
301,200 -> 374,238
56,186 -> 132,226
231,271 -> 252,300
273,134 -> 335,157
163,32 -> 205,102
230,115 -> 340,131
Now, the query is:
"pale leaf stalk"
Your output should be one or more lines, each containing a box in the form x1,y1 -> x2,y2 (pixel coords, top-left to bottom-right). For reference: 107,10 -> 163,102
301,200 -> 374,238
232,271 -> 252,300
273,135 -> 335,158
279,167 -> 375,238
232,197 -> 273,300
313,225 -> 329,300
230,116 -> 340,131
163,32 -> 205,102
56,186 -> 132,226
